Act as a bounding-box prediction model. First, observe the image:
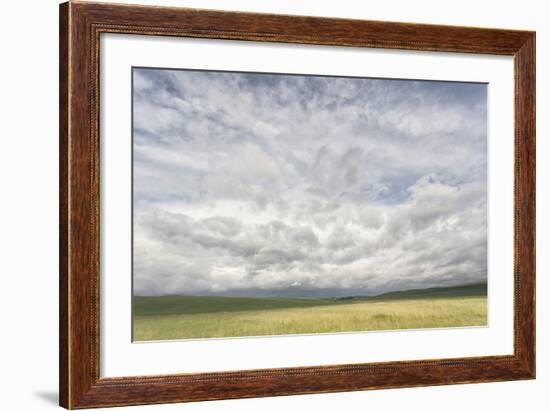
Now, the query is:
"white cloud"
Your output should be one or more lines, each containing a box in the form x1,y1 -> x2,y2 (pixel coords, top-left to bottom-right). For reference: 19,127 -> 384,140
132,68 -> 487,296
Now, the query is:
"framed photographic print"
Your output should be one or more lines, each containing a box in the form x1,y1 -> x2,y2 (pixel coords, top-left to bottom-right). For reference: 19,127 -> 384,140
59,1 -> 535,409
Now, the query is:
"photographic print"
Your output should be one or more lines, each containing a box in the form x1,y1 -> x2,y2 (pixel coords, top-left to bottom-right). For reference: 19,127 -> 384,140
132,67 -> 488,342
60,5 -> 535,406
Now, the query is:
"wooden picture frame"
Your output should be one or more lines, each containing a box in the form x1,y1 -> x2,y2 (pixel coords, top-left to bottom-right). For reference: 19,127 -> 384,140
59,1 -> 535,408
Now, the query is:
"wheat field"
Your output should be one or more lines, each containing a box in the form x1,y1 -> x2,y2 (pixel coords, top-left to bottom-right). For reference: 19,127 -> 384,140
133,287 -> 487,341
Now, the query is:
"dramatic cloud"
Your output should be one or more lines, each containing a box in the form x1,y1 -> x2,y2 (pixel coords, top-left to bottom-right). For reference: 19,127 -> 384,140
132,68 -> 487,297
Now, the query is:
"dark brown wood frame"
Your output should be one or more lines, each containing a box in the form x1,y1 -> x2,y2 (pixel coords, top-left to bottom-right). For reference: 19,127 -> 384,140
59,1 -> 535,409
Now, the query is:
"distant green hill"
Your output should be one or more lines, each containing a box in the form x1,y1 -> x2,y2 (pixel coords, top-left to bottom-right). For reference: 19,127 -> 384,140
365,283 -> 487,301
134,283 -> 487,317
133,284 -> 488,341
133,295 -> 345,317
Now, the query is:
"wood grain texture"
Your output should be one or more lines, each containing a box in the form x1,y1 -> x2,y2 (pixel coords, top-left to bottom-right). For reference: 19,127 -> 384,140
514,34 -> 536,374
59,1 -> 536,408
59,2 -> 69,407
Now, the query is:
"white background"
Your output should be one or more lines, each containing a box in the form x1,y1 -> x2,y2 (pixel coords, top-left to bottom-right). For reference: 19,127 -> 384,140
0,0 -> 547,410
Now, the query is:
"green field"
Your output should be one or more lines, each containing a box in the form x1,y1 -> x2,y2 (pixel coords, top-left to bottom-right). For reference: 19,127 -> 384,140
133,284 -> 487,341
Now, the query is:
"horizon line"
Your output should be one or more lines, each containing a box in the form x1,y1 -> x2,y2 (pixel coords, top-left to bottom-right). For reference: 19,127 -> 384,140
134,281 -> 488,299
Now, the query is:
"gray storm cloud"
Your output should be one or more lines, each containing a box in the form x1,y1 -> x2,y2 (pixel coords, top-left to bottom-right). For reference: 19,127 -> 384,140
132,68 -> 487,297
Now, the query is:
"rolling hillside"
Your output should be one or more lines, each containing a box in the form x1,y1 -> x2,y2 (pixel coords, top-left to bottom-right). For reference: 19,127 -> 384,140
133,283 -> 487,341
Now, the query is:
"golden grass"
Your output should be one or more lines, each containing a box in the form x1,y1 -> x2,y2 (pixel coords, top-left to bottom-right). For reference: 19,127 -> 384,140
133,296 -> 487,341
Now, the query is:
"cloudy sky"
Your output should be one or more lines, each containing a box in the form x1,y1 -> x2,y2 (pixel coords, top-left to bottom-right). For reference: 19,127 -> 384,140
132,67 -> 487,297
